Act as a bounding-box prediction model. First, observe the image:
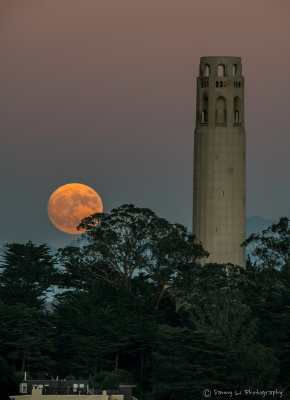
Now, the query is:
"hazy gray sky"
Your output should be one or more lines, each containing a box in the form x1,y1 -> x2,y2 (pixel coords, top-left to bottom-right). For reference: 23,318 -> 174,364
1,0 -> 289,247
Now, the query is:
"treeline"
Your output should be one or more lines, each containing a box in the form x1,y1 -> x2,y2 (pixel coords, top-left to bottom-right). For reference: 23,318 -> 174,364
0,205 -> 289,400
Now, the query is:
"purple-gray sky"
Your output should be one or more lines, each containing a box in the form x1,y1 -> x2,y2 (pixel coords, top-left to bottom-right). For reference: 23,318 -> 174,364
1,0 -> 289,247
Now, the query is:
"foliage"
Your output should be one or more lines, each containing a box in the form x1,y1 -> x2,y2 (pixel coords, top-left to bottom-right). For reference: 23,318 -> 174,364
1,212 -> 290,398
176,263 -> 280,388
244,217 -> 290,272
0,241 -> 58,308
0,301 -> 56,375
52,285 -> 157,379
59,204 -> 206,301
178,264 -> 254,343
0,356 -> 22,400
149,324 -> 233,399
89,369 -> 134,390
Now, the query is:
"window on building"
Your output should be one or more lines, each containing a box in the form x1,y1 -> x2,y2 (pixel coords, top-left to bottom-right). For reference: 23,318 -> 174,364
217,64 -> 225,77
216,96 -> 226,123
235,111 -> 239,123
73,384 -> 78,393
201,96 -> 208,123
20,384 -> 27,394
233,64 -> 237,76
234,96 -> 241,123
205,64 -> 210,76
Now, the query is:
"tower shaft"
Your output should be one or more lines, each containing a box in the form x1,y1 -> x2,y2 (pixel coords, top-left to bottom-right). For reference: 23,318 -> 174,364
193,56 -> 246,267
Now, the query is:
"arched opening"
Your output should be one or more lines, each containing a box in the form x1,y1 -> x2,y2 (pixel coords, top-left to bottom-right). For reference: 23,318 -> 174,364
234,96 -> 241,123
205,64 -> 210,77
217,64 -> 225,77
232,64 -> 237,76
235,111 -> 239,123
201,96 -> 208,123
216,96 -> 226,123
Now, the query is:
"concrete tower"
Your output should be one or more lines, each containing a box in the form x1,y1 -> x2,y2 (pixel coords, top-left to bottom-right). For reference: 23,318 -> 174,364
193,56 -> 246,267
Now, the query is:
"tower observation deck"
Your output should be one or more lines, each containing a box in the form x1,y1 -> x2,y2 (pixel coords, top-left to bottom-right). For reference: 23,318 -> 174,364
193,56 -> 246,267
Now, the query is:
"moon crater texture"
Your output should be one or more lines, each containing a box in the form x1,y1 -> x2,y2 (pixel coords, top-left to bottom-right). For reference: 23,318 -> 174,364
47,183 -> 103,234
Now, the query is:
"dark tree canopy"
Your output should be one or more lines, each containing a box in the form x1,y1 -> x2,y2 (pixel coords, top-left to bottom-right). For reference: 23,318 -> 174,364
0,241 -> 58,308
1,211 -> 290,399
244,217 -> 290,272
59,204 -> 206,299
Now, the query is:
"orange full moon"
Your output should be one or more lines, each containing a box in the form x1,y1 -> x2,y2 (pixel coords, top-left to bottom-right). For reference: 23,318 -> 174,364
47,183 -> 103,234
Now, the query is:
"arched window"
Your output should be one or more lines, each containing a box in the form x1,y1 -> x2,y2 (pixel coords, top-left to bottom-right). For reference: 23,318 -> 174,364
217,64 -> 225,77
232,64 -> 237,76
216,96 -> 226,123
205,64 -> 210,77
201,96 -> 208,123
234,96 -> 241,123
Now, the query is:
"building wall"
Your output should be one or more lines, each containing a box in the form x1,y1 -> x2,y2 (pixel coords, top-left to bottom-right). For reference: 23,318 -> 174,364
10,386 -> 123,400
11,396 -> 113,400
10,394 -> 123,400
193,56 -> 246,267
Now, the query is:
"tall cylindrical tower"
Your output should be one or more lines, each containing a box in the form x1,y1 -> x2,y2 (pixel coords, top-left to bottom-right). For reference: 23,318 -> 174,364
193,56 -> 246,267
